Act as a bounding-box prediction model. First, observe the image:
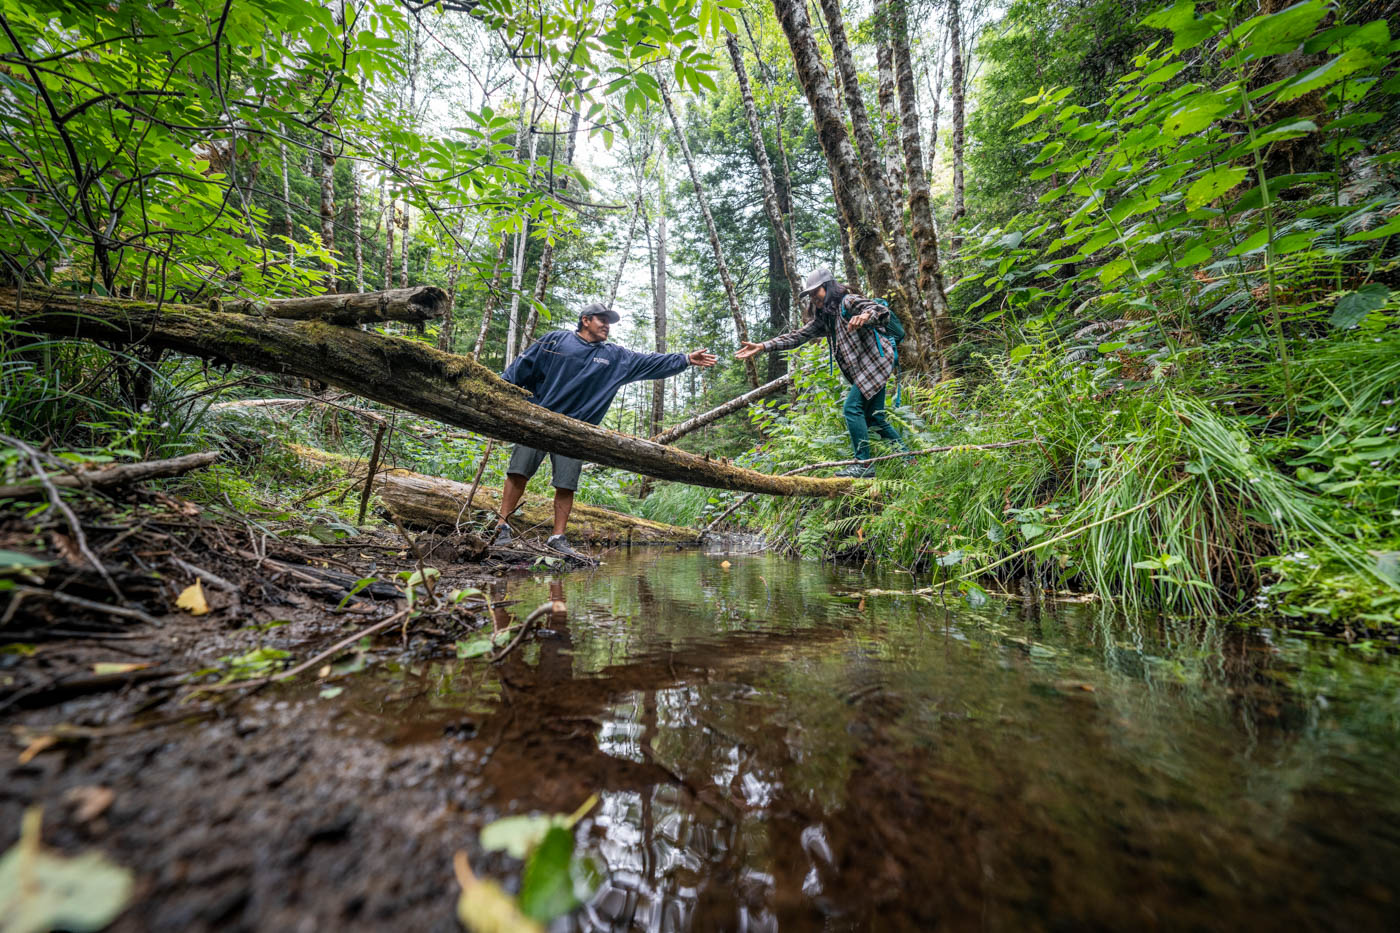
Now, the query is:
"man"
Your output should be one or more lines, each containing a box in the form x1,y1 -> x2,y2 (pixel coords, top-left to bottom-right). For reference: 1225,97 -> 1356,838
736,268 -> 905,478
494,302 -> 717,558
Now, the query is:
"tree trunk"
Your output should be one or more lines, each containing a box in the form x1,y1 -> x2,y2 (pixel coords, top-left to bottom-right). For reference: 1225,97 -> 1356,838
767,233 -> 788,382
318,125 -> 336,293
771,0 -> 918,361
279,137 -> 294,254
651,212 -> 667,437
0,451 -> 220,500
16,289 -> 853,496
351,169 -> 365,293
216,285 -> 447,324
839,221 -> 862,292
875,11 -> 904,199
608,194 -> 643,308
473,235 -> 508,359
950,0 -> 966,223
890,0 -> 955,374
399,203 -> 410,287
504,95 -> 537,365
817,0 -> 930,342
440,219 -> 467,352
926,22 -> 947,167
650,371 -> 796,445
523,105 -> 582,345
725,33 -> 804,315
659,80 -> 760,388
384,194 -> 396,290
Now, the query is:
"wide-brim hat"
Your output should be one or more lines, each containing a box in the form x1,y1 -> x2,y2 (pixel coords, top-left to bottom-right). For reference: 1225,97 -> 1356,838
579,302 -> 620,323
799,267 -> 833,299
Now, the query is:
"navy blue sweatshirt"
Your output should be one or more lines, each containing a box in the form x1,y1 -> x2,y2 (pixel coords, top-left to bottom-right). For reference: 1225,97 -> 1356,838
501,330 -> 689,425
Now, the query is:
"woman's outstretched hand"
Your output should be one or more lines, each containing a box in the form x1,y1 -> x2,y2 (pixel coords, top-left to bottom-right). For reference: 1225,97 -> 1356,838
735,341 -> 764,360
688,349 -> 718,367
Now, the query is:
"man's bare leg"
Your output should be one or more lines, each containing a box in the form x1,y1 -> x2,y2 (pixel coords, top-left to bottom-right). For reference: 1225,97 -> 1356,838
497,473 -> 528,528
552,488 -> 574,537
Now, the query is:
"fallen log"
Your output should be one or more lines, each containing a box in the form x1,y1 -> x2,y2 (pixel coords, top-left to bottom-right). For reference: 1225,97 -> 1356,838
293,446 -> 695,545
13,288 -> 848,498
213,285 -> 446,325
650,371 -> 796,445
0,451 -> 220,500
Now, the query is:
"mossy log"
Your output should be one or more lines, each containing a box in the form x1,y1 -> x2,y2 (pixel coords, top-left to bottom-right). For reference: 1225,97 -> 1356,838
0,450 -> 220,500
10,288 -> 849,497
292,446 -> 695,545
214,286 -> 446,325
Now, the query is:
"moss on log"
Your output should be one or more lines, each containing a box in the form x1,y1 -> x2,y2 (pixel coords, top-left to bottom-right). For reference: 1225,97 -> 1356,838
215,286 -> 446,325
292,446 -> 695,545
9,288 -> 848,496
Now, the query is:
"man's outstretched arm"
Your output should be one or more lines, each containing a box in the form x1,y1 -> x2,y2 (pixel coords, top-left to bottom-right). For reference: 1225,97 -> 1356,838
617,347 -> 716,382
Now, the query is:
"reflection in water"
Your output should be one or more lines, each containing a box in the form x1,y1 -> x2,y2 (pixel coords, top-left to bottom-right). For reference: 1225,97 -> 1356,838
342,550 -> 1400,930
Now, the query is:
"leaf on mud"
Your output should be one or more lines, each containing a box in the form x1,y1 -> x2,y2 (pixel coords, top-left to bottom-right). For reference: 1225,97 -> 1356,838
454,851 -> 542,933
0,808 -> 134,933
175,580 -> 210,615
319,686 -> 344,699
91,662 -> 150,676
517,827 -> 578,922
0,550 -> 53,574
16,736 -> 56,765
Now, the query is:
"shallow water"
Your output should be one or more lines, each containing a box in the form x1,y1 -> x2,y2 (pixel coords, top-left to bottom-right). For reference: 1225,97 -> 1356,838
335,548 -> 1400,930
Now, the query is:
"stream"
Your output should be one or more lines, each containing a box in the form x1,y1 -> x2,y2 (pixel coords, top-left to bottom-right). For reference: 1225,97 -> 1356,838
321,547 -> 1400,930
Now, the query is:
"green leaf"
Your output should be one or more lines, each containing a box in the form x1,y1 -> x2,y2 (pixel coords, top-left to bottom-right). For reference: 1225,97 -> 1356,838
1331,283 -> 1390,328
1009,344 -> 1035,363
1162,94 -> 1230,136
0,550 -> 53,573
1186,166 -> 1248,208
455,637 -> 495,659
0,809 -> 134,933
1344,216 -> 1400,242
960,581 -> 990,609
337,577 -> 378,610
1275,48 -> 1378,102
517,827 -> 578,922
1142,0 -> 1195,31
1227,1 -> 1329,58
481,814 -> 566,860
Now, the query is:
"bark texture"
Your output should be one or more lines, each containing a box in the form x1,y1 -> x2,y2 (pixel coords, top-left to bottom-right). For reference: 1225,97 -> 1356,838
659,80 -> 760,388
14,289 -> 849,497
725,33 -> 804,310
216,286 -> 446,325
772,0 -> 919,362
473,236 -> 509,358
891,0 -> 956,373
351,171 -> 365,293
817,0 -> 929,338
950,0 -> 966,222
318,126 -> 336,293
440,219 -> 467,352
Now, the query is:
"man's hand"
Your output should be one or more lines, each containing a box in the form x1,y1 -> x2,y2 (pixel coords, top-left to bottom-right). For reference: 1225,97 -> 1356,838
846,310 -> 874,333
688,348 -> 718,367
734,341 -> 765,361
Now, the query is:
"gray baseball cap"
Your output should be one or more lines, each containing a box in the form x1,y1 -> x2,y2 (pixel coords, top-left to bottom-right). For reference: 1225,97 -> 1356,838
799,267 -> 833,298
579,302 -> 620,323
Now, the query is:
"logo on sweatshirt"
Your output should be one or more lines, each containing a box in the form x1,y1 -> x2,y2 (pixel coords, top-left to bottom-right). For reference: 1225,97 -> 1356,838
591,357 -> 611,366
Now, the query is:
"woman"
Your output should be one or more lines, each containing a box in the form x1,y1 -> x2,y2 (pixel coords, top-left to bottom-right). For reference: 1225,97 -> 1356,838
736,268 -> 905,478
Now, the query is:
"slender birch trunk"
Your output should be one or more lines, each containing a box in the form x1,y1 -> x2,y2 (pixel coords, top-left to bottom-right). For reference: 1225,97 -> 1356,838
440,217 -> 467,352
772,0 -> 919,361
318,122 -> 336,294
816,0 -> 931,341
725,33 -> 804,320
651,211 -> 667,437
504,93 -> 537,365
890,0 -> 955,374
472,235 -> 508,359
399,203 -> 410,287
926,23 -> 947,168
351,168 -> 365,293
608,193 -> 643,308
523,105 -> 582,345
384,193 -> 396,290
950,0 -> 966,223
659,80 -> 759,387
279,137 -> 294,255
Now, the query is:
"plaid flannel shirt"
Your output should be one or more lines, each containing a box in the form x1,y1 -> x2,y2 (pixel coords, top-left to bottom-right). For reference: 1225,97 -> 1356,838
763,293 -> 895,400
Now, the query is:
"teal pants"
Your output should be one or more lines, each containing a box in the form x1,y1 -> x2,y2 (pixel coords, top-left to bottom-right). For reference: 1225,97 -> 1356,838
843,384 -> 902,461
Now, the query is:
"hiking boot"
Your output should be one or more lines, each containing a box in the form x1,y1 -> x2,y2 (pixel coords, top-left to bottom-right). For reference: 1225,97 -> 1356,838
835,462 -> 876,479
491,521 -> 514,546
546,534 -> 592,562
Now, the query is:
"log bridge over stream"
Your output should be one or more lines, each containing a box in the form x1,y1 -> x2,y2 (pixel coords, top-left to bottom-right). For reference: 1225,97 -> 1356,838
11,286 -> 848,499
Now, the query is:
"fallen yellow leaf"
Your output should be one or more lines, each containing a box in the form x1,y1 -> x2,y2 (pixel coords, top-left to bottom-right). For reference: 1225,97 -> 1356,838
454,850 -> 542,933
18,735 -> 56,765
92,662 -> 150,676
175,580 -> 210,615
720,560 -> 731,570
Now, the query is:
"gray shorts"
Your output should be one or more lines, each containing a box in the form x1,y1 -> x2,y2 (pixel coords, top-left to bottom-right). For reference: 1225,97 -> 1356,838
506,444 -> 583,491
